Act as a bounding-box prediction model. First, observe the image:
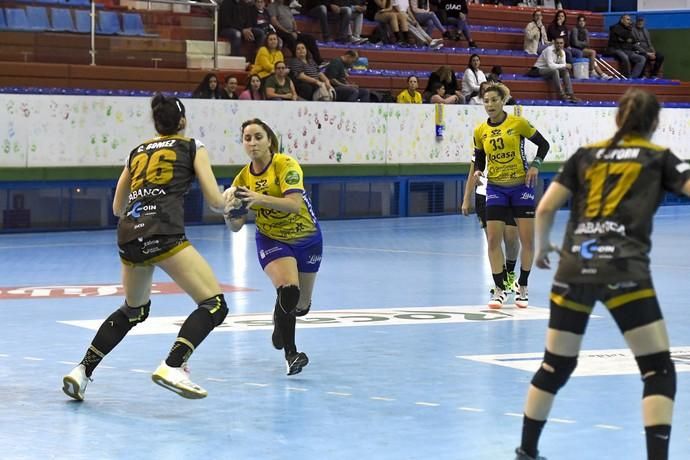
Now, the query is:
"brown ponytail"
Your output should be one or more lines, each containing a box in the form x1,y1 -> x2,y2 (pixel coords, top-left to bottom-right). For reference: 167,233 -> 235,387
604,88 -> 660,156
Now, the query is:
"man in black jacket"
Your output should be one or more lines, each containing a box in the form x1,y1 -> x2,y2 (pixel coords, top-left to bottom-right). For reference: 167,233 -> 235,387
219,0 -> 266,58
606,14 -> 646,78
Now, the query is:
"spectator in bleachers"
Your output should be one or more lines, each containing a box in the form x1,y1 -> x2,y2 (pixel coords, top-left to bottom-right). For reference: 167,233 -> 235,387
253,0 -> 276,36
239,74 -> 266,100
429,82 -> 460,104
396,75 -> 423,103
546,10 -> 582,63
461,53 -> 486,104
192,73 -> 225,99
349,0 -> 369,44
424,65 -> 461,102
524,9 -> 548,55
482,72 -> 516,105
632,16 -> 664,79
289,42 -> 335,100
374,0 -> 411,46
325,0 -> 365,43
222,75 -> 240,99
569,14 -> 612,79
324,49 -> 371,102
606,14 -> 646,79
300,0 -> 332,41
410,0 -> 452,40
253,31 -> 285,79
269,0 -> 324,64
396,0 -> 444,48
486,65 -> 503,83
219,0 -> 265,59
264,61 -> 299,100
533,36 -> 580,103
437,0 -> 476,47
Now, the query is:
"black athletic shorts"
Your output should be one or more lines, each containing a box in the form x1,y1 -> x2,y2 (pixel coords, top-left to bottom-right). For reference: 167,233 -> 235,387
118,234 -> 190,266
475,193 -> 516,228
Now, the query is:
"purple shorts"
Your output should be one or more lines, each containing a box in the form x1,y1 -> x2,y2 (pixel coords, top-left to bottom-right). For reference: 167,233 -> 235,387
255,231 -> 323,273
485,183 -> 536,219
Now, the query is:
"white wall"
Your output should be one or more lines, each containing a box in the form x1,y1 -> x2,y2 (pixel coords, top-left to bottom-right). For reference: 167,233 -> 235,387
0,95 -> 688,167
638,0 -> 690,11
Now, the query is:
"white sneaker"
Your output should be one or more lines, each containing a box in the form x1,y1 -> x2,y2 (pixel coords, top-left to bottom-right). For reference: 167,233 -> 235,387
289,0 -> 302,7
515,286 -> 529,308
152,361 -> 208,399
62,364 -> 90,401
488,287 -> 507,309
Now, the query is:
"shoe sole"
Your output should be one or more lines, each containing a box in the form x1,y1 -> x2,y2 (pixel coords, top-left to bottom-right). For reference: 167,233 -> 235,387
287,354 -> 309,376
62,376 -> 84,401
515,300 -> 528,309
151,374 -> 207,399
488,303 -> 503,309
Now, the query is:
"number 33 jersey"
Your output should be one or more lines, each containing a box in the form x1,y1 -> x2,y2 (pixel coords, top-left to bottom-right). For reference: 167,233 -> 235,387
554,135 -> 690,283
118,136 -> 200,245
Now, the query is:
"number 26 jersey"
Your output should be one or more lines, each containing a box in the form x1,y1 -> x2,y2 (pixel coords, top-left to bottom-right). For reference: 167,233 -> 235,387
117,136 -> 200,245
554,135 -> 690,283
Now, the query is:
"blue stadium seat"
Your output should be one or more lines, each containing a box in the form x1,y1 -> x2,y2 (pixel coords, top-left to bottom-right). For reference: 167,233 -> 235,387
0,8 -> 6,29
98,10 -> 121,35
26,6 -> 52,30
73,8 -> 94,33
5,8 -> 31,30
51,8 -> 76,32
121,12 -> 157,37
59,0 -> 91,6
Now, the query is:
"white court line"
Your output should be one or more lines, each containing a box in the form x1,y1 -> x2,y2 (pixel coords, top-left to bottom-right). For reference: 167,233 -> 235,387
370,396 -> 395,401
23,357 -> 43,361
130,369 -> 150,374
504,412 -> 523,418
286,387 -> 308,392
595,424 -> 622,430
326,391 -> 352,397
326,245 -> 477,258
58,360 -> 77,365
458,407 -> 484,412
415,402 -> 440,407
244,382 -> 269,387
0,354 -> 10,358
0,241 -> 111,250
206,377 -> 227,382
549,418 -> 576,424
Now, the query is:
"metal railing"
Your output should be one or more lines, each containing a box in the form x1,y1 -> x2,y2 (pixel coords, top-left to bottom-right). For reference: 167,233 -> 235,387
88,0 -> 219,68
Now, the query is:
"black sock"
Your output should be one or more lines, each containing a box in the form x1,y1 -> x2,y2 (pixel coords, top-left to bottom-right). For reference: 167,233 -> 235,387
506,259 -> 517,274
395,31 -> 403,42
492,272 -> 505,288
402,31 -> 410,42
520,415 -> 546,459
518,268 -> 531,286
80,309 -> 134,377
645,425 -> 671,460
166,308 -> 215,367
275,300 -> 297,357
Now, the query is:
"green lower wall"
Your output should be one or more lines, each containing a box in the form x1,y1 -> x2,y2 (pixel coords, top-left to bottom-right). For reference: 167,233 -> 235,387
0,163 -> 567,182
649,29 -> 690,81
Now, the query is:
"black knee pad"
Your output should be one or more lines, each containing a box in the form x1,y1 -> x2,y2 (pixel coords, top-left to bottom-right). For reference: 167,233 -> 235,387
531,350 -> 577,395
198,294 -> 229,327
118,300 -> 151,325
277,285 -> 300,315
636,351 -> 676,400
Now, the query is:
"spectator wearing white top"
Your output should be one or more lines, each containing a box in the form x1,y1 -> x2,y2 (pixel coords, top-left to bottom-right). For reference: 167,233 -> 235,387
533,37 -> 579,103
524,9 -> 548,55
461,53 -> 486,104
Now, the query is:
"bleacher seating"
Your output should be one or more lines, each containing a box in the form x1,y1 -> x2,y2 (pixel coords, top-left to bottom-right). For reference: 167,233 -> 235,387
0,8 -> 6,29
5,8 -> 31,30
50,7 -> 76,32
26,6 -> 52,30
0,2 -> 686,105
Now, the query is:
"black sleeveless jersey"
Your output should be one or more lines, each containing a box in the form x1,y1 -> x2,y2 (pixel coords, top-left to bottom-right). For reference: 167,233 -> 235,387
553,135 -> 690,283
117,135 -> 198,245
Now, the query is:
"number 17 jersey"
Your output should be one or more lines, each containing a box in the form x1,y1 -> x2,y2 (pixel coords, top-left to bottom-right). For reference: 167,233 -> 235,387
554,135 -> 690,283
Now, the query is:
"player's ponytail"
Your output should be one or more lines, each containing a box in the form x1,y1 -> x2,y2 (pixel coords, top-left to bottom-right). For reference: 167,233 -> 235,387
605,89 -> 660,156
151,93 -> 185,136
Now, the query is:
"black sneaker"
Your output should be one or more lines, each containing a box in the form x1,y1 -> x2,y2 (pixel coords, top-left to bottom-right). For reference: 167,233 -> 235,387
515,447 -> 547,460
271,310 -> 283,350
286,351 -> 309,376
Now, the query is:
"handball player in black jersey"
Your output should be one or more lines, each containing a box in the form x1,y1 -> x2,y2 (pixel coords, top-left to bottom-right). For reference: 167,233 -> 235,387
515,89 -> 690,460
63,94 -> 231,400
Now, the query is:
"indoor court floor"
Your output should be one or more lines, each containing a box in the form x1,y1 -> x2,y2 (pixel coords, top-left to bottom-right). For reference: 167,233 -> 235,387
1,208 -> 690,459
